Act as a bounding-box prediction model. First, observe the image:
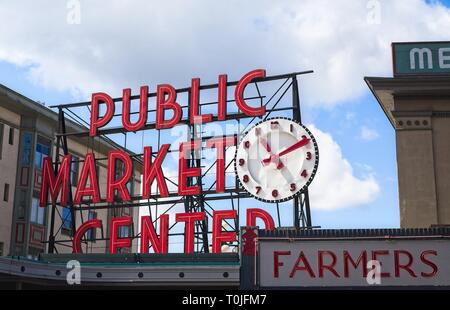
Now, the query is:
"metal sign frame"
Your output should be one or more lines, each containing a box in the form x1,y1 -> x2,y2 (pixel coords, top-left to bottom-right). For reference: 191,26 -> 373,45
45,70 -> 314,254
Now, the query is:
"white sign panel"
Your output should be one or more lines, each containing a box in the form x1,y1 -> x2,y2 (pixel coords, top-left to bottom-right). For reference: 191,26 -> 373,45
258,238 -> 450,287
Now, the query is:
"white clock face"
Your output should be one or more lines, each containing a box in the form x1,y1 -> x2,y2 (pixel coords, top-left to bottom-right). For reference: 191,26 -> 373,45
235,117 -> 319,203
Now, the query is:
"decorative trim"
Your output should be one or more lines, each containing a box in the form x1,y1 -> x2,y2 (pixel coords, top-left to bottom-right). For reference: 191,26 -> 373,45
34,170 -> 42,190
20,167 -> 29,187
15,223 -> 25,244
29,224 -> 45,248
433,111 -> 450,118
241,227 -> 258,256
258,227 -> 450,238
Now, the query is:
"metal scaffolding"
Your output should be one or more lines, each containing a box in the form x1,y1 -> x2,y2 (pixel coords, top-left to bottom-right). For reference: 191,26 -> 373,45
46,70 -> 314,254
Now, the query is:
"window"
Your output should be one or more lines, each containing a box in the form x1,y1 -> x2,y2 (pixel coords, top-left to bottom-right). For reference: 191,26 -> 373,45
62,207 -> 72,231
87,211 -> 97,241
114,159 -> 124,183
114,160 -> 124,199
8,127 -> 14,145
70,155 -> 79,186
3,183 -> 9,202
0,123 -> 3,160
35,141 -> 50,170
95,164 -> 100,180
114,159 -> 134,197
119,225 -> 130,238
31,197 -> 45,225
127,176 -> 134,196
17,189 -> 27,219
21,133 -> 32,165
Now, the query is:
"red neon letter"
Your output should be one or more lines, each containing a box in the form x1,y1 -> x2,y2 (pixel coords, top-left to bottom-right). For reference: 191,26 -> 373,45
206,136 -> 236,193
289,251 -> 316,278
274,251 -> 291,278
143,145 -> 169,198
122,86 -> 148,132
420,250 -> 438,278
212,210 -> 237,253
246,208 -> 275,230
109,217 -> 132,254
343,250 -> 368,278
39,155 -> 71,207
73,219 -> 102,253
190,78 -> 212,125
178,140 -> 201,196
394,250 -> 417,278
372,250 -> 391,278
140,214 -> 169,254
176,212 -> 205,254
90,92 -> 115,137
235,69 -> 266,116
156,84 -> 182,129
318,251 -> 340,278
74,153 -> 100,204
218,74 -> 227,121
106,150 -> 132,203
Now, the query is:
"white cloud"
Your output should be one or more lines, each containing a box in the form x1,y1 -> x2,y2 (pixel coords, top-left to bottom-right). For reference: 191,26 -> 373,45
137,123 -> 379,215
1,0 -> 442,213
0,0 -> 450,105
359,126 -> 380,141
308,125 -> 380,210
345,113 -> 356,122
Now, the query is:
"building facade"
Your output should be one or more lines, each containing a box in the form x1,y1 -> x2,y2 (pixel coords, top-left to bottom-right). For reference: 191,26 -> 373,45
365,42 -> 450,228
0,105 -> 20,256
0,84 -> 141,257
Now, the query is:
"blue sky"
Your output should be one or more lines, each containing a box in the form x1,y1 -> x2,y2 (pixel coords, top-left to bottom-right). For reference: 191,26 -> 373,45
1,0 -> 450,231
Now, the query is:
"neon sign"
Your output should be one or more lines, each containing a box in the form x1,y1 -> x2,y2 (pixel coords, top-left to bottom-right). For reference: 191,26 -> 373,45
40,69 -> 318,254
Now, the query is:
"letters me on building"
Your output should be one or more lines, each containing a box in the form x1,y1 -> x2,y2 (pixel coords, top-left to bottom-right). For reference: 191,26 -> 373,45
392,41 -> 450,76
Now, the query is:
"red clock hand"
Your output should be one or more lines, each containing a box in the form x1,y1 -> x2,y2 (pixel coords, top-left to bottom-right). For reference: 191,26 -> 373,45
260,137 -> 284,168
261,137 -> 309,168
259,137 -> 272,153
262,156 -> 273,165
277,137 -> 310,158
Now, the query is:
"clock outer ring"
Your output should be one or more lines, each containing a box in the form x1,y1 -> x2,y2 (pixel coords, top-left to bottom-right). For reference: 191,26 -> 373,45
234,116 -> 319,203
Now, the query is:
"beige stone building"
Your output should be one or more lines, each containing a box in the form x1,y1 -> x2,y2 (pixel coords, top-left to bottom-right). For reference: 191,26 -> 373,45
366,77 -> 450,228
0,84 -> 141,256
0,105 -> 20,256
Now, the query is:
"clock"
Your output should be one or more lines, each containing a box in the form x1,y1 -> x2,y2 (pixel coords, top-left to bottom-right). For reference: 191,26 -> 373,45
234,117 -> 319,203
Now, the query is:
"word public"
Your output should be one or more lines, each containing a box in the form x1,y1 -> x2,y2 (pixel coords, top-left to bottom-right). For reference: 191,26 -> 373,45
89,69 -> 267,136
39,69 -> 277,254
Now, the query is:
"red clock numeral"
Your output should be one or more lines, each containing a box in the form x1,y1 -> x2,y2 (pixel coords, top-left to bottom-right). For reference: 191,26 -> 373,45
290,124 -> 294,133
255,127 -> 261,136
290,183 -> 296,192
272,189 -> 278,198
301,170 -> 308,178
244,141 -> 250,149
302,135 -> 307,139
256,186 -> 262,194
271,121 -> 280,129
306,152 -> 312,161
243,175 -> 249,183
239,158 -> 245,166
